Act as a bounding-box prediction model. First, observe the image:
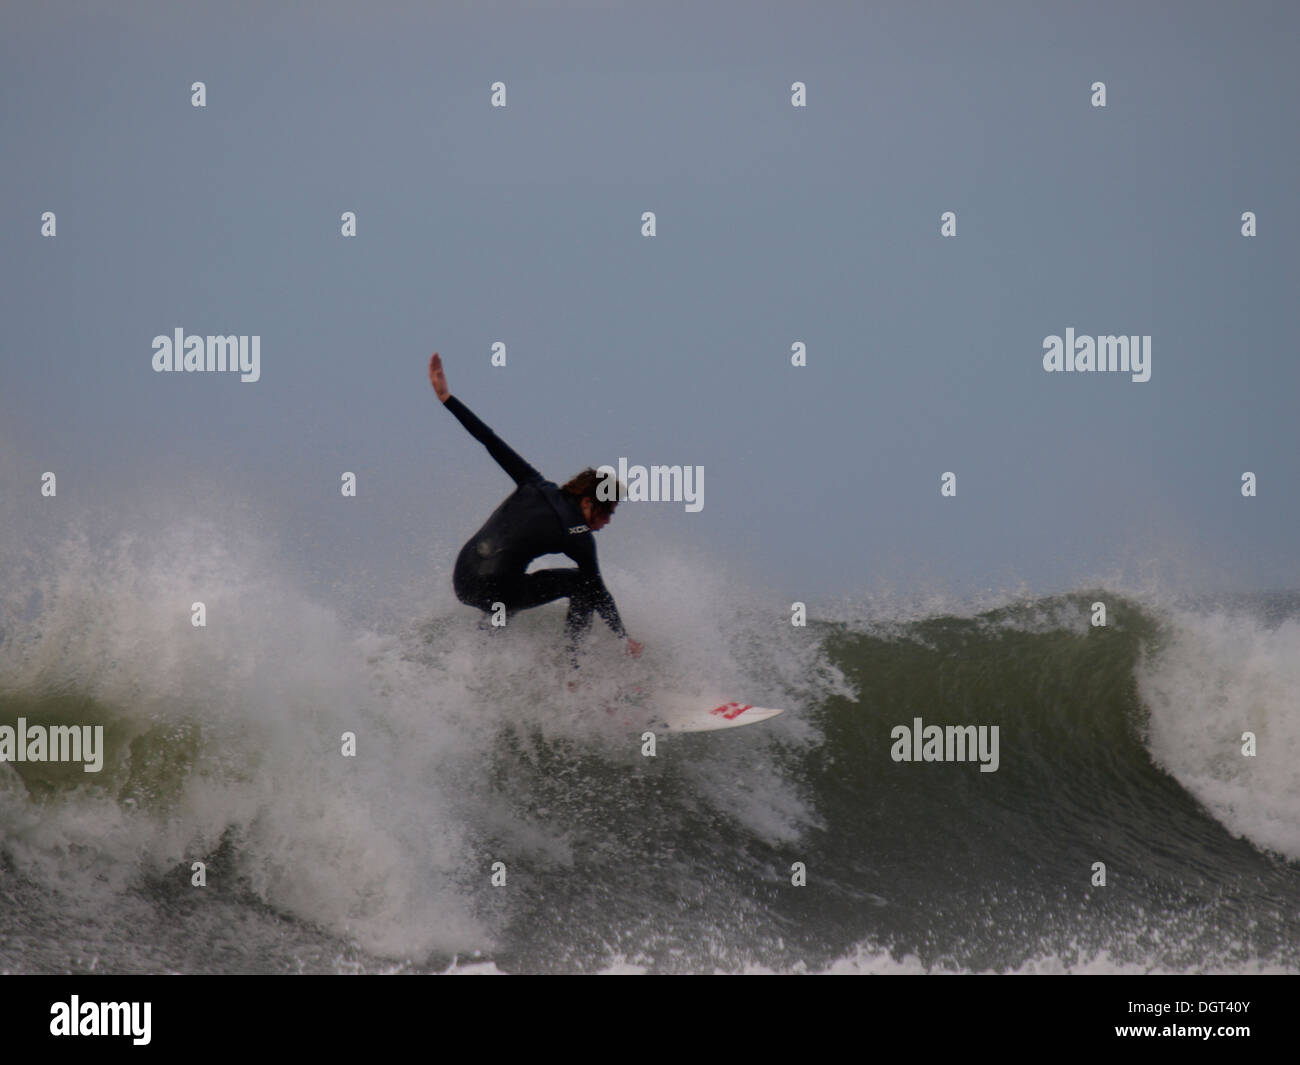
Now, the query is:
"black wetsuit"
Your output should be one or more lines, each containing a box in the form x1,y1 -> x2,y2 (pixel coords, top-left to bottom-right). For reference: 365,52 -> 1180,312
445,395 -> 626,660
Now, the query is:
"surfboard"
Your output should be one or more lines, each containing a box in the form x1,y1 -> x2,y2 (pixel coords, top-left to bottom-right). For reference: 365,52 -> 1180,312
611,689 -> 786,733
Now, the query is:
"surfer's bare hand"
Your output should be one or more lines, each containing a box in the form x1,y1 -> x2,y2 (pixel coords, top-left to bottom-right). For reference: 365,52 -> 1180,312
625,638 -> 644,658
429,353 -> 450,402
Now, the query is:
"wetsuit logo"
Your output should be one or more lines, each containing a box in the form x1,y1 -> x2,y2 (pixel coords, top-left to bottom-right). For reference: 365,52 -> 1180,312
568,524 -> 589,534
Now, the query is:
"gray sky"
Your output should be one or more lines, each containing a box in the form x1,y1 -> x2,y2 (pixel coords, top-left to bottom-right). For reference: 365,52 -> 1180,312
3,0 -> 1297,617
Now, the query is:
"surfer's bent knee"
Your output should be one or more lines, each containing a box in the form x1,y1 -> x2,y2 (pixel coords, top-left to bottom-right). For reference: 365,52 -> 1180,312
453,569 -> 493,610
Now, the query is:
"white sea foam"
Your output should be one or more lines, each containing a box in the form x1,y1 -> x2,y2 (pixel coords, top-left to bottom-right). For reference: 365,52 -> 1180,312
0,508 -> 840,965
0,517 -> 487,959
1137,604 -> 1300,862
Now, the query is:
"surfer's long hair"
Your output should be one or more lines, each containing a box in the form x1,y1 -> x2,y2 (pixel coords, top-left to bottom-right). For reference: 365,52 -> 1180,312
562,467 -> 623,517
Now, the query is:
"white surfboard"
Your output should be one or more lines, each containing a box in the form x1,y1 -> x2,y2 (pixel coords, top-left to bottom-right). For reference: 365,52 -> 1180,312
614,691 -> 786,733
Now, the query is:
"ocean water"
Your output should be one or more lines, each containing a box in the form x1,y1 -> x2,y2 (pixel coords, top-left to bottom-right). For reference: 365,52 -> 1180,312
1,523 -> 1297,974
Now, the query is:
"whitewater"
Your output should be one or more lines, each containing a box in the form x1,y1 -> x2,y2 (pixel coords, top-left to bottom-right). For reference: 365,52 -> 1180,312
1,514 -> 1297,974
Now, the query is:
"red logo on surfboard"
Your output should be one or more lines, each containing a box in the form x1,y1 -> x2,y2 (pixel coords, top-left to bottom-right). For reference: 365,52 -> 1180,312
709,702 -> 752,720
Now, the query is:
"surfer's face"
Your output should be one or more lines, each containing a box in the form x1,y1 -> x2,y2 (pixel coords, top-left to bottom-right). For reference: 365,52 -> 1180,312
581,496 -> 612,531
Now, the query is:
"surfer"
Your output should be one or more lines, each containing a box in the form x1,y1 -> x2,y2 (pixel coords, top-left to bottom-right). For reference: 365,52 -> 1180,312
429,353 -> 643,666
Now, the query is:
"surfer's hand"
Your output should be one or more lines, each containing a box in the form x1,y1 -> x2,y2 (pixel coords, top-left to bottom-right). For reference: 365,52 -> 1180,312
625,638 -> 643,658
429,353 -> 450,402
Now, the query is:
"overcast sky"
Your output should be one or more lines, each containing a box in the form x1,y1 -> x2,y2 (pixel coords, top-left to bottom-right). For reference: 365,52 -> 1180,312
3,0 -> 1296,618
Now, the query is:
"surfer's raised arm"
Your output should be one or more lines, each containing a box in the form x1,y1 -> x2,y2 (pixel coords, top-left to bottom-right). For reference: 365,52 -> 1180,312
430,353 -> 542,487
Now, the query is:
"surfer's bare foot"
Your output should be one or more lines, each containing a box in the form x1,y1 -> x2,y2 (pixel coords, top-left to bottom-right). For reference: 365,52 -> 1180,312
429,353 -> 450,402
625,638 -> 643,658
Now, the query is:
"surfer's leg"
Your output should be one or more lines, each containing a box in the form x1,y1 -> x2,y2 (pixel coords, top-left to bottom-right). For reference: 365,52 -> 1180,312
506,567 -> 584,612
453,542 -> 495,611
454,566 -> 510,633
506,568 -> 598,667
461,565 -> 595,665
453,570 -> 494,612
